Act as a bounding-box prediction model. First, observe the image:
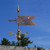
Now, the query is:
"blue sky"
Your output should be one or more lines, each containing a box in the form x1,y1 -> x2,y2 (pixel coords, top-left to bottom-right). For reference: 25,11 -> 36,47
0,0 -> 50,49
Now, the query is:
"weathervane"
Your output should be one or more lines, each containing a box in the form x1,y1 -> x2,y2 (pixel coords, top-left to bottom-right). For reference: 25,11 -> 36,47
8,5 -> 36,30
8,2 -> 36,46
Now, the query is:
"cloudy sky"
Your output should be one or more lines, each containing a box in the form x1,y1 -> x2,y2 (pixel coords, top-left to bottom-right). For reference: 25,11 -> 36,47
0,0 -> 50,49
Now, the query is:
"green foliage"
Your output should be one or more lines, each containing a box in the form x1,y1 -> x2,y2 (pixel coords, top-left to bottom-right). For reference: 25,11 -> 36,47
11,41 -> 15,46
1,34 -> 33,46
34,45 -> 36,47
16,34 -> 33,47
37,47 -> 45,50
1,38 -> 10,45
1,38 -> 45,50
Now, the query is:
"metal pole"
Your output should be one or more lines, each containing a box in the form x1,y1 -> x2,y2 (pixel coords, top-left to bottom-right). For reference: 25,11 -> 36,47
18,40 -> 19,46
17,6 -> 19,30
18,24 -> 19,31
17,5 -> 20,46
